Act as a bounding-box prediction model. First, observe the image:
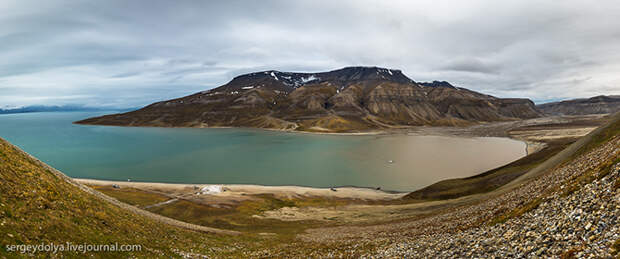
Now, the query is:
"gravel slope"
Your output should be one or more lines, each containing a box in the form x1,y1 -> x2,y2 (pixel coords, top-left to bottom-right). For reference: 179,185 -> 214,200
374,137 -> 619,258
294,126 -> 618,258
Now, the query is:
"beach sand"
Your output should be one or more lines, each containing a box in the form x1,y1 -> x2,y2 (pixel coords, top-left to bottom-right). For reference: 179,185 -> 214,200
75,178 -> 406,202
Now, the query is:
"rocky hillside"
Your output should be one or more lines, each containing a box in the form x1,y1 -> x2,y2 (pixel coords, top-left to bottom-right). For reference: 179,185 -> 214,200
537,95 -> 620,115
76,67 -> 541,132
421,81 -> 541,122
378,112 -> 620,257
378,137 -> 620,257
298,112 -> 620,257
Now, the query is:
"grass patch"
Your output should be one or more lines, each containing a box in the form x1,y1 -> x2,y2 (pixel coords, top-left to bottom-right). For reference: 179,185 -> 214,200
94,189 -> 371,249
144,195 -> 327,244
561,156 -> 620,197
138,193 -> 337,235
611,238 -> 620,257
90,186 -> 170,207
560,246 -> 582,259
95,188 -> 365,236
488,198 -> 543,226
569,113 -> 620,160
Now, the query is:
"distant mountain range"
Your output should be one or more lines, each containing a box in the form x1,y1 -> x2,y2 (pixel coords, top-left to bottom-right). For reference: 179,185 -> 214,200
76,66 -> 542,132
0,105 -> 103,114
536,95 -> 620,116
0,105 -> 137,115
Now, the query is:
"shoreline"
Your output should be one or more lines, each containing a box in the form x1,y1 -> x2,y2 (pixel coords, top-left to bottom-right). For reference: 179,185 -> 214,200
75,120 -> 536,148
71,134 -> 531,198
71,119 -> 546,198
74,121 -> 391,136
75,178 -> 408,201
61,113 -> 613,200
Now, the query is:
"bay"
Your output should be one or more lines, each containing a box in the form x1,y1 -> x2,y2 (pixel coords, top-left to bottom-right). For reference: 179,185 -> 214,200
0,111 -> 526,191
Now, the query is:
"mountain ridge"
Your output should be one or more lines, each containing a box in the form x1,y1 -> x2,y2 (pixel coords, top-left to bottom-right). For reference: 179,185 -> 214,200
76,66 -> 541,132
0,105 -> 108,114
220,66 -> 415,93
537,95 -> 620,116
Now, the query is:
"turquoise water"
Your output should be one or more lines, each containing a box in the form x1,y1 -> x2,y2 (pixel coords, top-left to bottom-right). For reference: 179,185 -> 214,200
0,112 -> 526,191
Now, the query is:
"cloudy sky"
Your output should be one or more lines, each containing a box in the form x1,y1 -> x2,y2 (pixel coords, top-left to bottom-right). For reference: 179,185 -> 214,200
2,0 -> 620,108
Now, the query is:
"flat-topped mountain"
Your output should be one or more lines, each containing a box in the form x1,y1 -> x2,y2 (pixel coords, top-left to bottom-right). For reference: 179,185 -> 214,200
76,66 -> 541,132
218,66 -> 414,93
537,95 -> 620,116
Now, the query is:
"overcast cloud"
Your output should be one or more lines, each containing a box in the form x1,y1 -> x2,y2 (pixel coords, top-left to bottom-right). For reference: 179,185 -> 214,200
1,0 -> 620,108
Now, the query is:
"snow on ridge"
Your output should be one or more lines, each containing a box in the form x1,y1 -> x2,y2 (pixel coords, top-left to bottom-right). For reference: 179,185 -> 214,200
1,105 -> 25,110
301,75 -> 318,83
375,68 -> 396,77
270,72 -> 279,80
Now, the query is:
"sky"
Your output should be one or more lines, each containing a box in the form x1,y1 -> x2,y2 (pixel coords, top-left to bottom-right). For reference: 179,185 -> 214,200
1,0 -> 620,108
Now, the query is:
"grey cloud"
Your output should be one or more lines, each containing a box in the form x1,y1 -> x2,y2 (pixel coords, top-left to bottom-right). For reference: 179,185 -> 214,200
0,0 -> 619,107
441,57 -> 500,74
110,72 -> 142,78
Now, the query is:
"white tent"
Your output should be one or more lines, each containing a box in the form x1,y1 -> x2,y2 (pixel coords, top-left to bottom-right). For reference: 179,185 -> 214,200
200,185 -> 222,194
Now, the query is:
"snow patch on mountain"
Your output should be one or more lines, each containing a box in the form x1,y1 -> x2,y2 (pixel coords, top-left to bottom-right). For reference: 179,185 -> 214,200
301,75 -> 318,83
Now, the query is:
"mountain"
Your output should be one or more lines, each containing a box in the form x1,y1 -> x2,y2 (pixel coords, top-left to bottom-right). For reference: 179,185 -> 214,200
420,81 -> 541,122
0,105 -> 105,114
537,95 -> 620,116
76,67 -> 541,132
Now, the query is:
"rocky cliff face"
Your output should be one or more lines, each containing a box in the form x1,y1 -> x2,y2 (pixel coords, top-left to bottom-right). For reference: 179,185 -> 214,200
537,95 -> 620,116
76,67 -> 542,132
421,81 -> 540,123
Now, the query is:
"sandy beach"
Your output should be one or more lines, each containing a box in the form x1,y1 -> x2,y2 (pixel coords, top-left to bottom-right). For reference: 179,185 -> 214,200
75,178 -> 407,202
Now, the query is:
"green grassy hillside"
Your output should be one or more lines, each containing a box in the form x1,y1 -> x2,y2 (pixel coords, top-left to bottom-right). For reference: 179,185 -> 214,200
0,138 -> 259,258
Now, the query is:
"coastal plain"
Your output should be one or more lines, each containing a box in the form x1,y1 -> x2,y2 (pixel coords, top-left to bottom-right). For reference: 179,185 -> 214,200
78,114 -> 607,230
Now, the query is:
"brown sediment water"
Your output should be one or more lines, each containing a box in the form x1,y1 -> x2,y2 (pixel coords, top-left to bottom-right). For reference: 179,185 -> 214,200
349,135 -> 526,191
